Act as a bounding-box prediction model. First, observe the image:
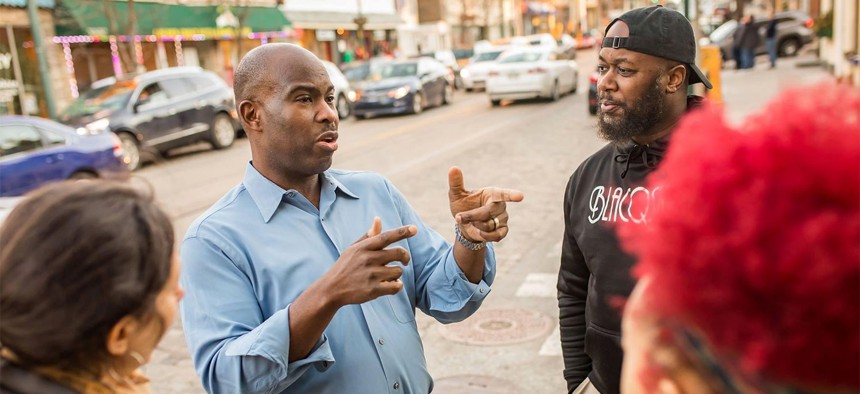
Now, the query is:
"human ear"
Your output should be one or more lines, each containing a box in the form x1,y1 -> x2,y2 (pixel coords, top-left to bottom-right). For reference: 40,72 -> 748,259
105,316 -> 138,356
665,64 -> 687,94
239,100 -> 262,133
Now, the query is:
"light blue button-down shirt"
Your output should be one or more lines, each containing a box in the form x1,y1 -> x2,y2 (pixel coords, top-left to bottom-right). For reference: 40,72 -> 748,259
180,164 -> 495,394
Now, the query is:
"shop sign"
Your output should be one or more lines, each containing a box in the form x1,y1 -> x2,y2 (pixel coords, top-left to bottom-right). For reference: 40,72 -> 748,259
0,79 -> 20,102
316,30 -> 336,41
152,27 -> 252,37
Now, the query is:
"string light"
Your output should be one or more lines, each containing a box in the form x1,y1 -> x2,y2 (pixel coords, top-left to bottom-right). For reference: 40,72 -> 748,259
61,42 -> 79,98
109,36 -> 123,76
174,38 -> 184,66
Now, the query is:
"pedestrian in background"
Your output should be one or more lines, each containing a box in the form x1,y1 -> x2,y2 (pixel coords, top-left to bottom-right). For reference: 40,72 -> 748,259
558,5 -> 712,394
0,181 -> 184,394
731,16 -> 746,70
179,43 -> 523,393
618,82 -> 859,394
766,13 -> 779,68
738,15 -> 760,69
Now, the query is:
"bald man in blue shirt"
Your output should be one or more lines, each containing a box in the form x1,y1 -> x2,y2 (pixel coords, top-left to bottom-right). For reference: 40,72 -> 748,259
179,43 -> 524,394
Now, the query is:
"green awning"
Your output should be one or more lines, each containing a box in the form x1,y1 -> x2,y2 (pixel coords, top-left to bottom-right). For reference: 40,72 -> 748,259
55,0 -> 290,37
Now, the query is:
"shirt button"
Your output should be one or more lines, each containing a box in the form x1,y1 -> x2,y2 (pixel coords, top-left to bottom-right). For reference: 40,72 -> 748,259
393,382 -> 399,390
287,192 -> 295,197
479,287 -> 485,293
378,338 -> 385,345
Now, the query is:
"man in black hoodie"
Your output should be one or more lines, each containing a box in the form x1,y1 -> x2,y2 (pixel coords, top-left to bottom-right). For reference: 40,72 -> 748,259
557,6 -> 712,394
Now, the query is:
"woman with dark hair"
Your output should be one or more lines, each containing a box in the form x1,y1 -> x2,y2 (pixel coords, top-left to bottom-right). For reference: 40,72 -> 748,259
0,180 -> 183,393
618,83 -> 859,394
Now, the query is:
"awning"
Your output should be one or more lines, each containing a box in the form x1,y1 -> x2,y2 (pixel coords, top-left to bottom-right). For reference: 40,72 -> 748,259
55,0 -> 290,37
285,11 -> 402,31
0,0 -> 54,7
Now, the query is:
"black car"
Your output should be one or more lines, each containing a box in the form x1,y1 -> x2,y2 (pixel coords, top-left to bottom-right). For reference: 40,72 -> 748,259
59,67 -> 239,170
352,58 -> 452,119
588,68 -> 599,115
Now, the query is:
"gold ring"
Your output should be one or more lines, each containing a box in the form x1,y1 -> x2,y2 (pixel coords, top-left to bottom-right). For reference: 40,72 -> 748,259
492,217 -> 500,230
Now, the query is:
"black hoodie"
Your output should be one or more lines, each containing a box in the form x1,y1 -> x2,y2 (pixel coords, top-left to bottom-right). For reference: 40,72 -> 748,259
558,96 -> 705,394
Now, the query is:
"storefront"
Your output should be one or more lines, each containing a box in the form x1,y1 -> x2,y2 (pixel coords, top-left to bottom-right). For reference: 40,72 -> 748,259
1,0 -> 70,117
286,10 -> 402,64
53,0 -> 293,95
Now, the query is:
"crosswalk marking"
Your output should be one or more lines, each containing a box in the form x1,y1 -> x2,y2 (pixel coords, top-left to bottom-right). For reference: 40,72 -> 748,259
515,273 -> 557,298
539,326 -> 562,356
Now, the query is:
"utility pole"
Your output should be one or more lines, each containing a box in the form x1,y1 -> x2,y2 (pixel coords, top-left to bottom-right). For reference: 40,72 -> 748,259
27,0 -> 56,118
354,0 -> 368,58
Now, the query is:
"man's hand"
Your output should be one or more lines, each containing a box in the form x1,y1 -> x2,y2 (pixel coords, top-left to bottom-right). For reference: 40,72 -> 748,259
448,167 -> 524,243
322,217 -> 417,307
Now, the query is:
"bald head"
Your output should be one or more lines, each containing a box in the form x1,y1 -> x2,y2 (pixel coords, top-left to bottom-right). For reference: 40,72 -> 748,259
233,43 -> 325,104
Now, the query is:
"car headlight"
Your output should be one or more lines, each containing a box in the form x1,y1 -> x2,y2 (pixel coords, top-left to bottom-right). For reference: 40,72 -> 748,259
347,90 -> 357,102
76,118 -> 111,135
460,68 -> 471,78
388,86 -> 410,99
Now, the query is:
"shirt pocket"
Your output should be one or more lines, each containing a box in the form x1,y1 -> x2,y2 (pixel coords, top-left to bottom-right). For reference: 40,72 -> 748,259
386,289 -> 416,323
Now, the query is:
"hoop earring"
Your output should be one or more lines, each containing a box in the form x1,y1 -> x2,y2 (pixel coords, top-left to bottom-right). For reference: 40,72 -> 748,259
129,350 -> 145,366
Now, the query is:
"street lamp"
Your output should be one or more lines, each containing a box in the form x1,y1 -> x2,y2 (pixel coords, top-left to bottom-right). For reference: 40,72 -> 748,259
354,0 -> 368,58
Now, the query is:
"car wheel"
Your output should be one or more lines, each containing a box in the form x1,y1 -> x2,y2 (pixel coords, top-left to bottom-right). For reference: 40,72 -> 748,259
490,99 -> 501,107
550,81 -> 560,101
442,84 -> 453,105
117,132 -> 141,171
210,113 -> 236,150
69,171 -> 97,180
336,94 -> 351,118
411,93 -> 424,114
779,37 -> 800,57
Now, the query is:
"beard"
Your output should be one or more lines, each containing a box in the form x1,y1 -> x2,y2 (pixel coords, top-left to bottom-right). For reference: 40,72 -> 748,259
597,76 -> 666,143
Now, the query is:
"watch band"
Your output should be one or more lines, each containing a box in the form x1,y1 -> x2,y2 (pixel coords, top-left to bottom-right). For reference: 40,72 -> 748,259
454,224 -> 486,250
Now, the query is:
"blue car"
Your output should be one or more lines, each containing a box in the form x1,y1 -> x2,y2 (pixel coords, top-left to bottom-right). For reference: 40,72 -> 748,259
0,116 -> 129,197
352,58 -> 452,119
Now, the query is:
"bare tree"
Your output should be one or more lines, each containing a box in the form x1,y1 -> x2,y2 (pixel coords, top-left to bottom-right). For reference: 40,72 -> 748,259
103,0 -> 141,74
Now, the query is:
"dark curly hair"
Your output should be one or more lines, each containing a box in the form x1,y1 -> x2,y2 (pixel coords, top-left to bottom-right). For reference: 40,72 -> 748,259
620,82 -> 860,392
0,180 -> 174,372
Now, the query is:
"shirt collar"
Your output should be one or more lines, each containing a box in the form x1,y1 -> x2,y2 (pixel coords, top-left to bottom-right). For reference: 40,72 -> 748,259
243,163 -> 359,222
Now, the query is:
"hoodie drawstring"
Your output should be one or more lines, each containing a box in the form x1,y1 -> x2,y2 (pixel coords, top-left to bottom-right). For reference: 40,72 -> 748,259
614,144 -> 660,179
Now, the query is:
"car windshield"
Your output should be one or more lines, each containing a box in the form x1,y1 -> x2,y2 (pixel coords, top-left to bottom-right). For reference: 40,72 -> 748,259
375,62 -> 418,78
710,20 -> 738,42
473,51 -> 503,62
498,52 -> 543,63
342,63 -> 371,82
61,80 -> 137,120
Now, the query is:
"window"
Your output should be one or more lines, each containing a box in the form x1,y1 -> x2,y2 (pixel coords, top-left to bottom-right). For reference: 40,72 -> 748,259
0,125 -> 43,157
40,128 -> 66,146
160,78 -> 196,98
136,83 -> 170,106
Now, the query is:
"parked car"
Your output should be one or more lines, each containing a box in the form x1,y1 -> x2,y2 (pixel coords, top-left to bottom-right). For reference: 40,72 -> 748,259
703,11 -> 814,61
417,50 -> 463,89
486,47 -> 578,106
0,116 -> 128,197
58,67 -> 240,171
461,47 -> 507,91
453,48 -> 475,68
588,68 -> 599,115
321,60 -> 356,119
352,58 -> 452,119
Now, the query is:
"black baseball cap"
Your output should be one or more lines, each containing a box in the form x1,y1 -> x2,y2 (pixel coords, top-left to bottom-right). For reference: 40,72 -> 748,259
602,5 -> 712,89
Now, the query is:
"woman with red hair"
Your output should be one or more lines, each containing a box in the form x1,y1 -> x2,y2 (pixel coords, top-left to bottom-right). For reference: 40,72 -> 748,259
618,83 -> 860,394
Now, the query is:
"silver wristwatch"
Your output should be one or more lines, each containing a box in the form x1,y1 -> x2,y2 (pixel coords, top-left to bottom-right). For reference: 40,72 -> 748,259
454,224 -> 486,250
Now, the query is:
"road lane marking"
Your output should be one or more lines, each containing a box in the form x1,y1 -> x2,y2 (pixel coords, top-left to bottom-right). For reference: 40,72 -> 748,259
539,326 -> 562,356
515,273 -> 557,298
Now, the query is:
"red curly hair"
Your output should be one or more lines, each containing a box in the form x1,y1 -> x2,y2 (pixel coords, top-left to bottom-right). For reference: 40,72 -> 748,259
620,82 -> 860,391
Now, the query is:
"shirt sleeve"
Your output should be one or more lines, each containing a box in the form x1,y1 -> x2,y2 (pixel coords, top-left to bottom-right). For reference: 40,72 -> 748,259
180,235 -> 335,394
558,173 -> 592,392
384,178 -> 495,324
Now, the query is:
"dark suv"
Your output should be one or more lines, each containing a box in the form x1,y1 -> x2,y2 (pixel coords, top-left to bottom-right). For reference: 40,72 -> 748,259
60,67 -> 239,170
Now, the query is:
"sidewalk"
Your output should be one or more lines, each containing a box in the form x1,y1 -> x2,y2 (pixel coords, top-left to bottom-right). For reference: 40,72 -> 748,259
718,51 -> 831,123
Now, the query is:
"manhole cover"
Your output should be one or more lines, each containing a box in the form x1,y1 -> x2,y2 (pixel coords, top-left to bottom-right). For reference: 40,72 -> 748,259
433,375 -> 521,394
438,308 -> 552,345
